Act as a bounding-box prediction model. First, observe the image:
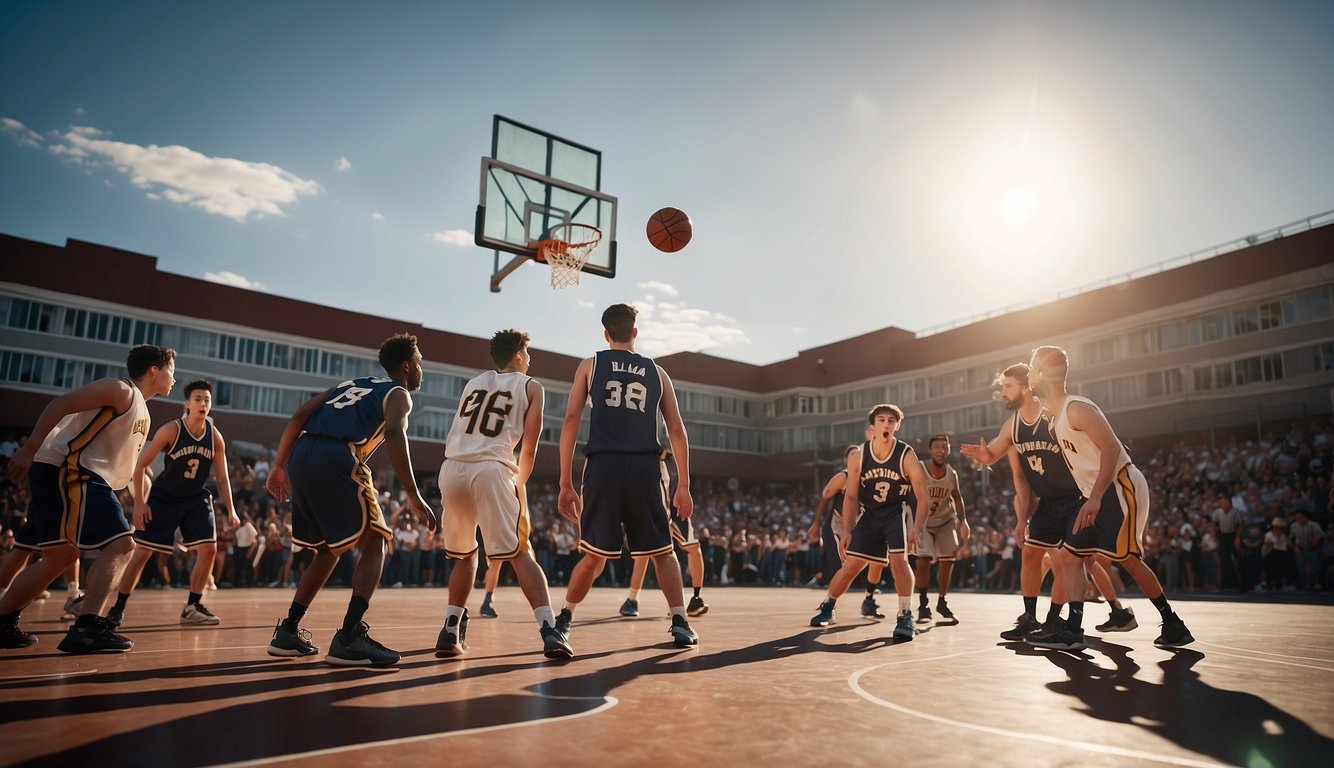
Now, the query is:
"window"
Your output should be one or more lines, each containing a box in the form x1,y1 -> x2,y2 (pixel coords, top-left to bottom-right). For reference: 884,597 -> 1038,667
1231,307 -> 1259,336
1258,301 -> 1282,331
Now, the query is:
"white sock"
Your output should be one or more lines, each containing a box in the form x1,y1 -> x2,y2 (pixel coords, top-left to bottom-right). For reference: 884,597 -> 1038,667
445,605 -> 465,625
562,600 -> 579,616
824,591 -> 837,603
898,595 -> 911,613
628,588 -> 640,600
535,606 -> 555,628
669,605 -> 686,619
1111,599 -> 1123,610
68,581 -> 80,597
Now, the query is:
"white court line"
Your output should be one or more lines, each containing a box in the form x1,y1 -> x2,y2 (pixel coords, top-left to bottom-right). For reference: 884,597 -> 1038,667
1187,644 -> 1333,672
0,669 -> 98,681
848,650 -> 1228,768
1192,641 -> 1333,665
205,694 -> 619,768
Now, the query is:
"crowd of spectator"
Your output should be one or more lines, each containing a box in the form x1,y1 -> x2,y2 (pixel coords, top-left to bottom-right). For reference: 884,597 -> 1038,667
2,416 -> 1331,598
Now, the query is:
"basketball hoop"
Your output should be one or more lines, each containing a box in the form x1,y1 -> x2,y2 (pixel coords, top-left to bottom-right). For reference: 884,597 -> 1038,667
537,223 -> 602,289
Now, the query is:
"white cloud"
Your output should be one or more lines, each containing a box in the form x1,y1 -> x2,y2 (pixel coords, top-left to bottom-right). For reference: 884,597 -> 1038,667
34,123 -> 323,221
576,297 -> 595,309
335,156 -> 351,172
203,271 -> 267,291
74,107 -> 87,116
371,211 -> 384,222
432,229 -> 473,247
1,117 -> 43,148
850,92 -> 880,129
632,285 -> 750,356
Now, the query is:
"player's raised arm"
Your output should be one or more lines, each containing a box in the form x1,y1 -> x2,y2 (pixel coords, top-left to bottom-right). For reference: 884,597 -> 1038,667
658,365 -> 692,520
557,357 -> 594,523
959,415 -> 1016,467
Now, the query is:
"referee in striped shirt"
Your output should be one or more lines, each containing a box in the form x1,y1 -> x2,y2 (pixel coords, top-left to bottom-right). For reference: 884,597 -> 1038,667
1212,495 -> 1244,590
1290,510 -> 1323,590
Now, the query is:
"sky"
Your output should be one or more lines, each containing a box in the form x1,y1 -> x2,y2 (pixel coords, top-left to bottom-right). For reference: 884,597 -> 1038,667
2,1 -> 1332,365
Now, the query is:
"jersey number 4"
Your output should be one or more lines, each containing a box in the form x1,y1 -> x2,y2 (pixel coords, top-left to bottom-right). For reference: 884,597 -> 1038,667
460,389 -> 513,437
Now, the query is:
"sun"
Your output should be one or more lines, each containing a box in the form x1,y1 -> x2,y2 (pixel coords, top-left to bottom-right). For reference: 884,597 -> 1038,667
1001,183 -> 1041,227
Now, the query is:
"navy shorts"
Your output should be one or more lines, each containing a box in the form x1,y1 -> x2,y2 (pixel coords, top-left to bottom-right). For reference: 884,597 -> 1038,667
1026,494 -> 1083,549
134,491 -> 216,554
23,461 -> 133,550
288,436 -> 391,555
846,507 -> 907,565
579,452 -> 672,558
1064,465 -> 1149,562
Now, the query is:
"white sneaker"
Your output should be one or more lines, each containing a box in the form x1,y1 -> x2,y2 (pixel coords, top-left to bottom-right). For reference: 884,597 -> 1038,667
61,592 -> 85,620
181,603 -> 221,625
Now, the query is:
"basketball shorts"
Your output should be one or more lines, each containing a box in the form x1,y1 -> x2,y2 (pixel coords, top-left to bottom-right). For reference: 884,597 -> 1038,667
288,436 -> 391,555
1026,494 -> 1083,549
438,459 -> 530,560
1063,464 -> 1149,562
579,452 -> 672,558
913,518 -> 961,561
134,491 -> 216,554
846,507 -> 907,565
661,461 -> 698,550
23,461 -> 133,551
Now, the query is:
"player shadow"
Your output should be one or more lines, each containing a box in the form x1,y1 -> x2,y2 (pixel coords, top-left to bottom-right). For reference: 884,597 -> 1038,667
1043,641 -> 1334,767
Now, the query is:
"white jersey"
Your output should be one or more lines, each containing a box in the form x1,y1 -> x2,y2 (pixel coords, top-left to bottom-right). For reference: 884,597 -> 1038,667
921,461 -> 960,528
1052,394 -> 1132,498
33,380 -> 149,489
443,369 -> 532,472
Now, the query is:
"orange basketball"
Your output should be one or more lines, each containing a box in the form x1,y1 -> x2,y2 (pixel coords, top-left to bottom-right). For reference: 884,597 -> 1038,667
646,207 -> 692,253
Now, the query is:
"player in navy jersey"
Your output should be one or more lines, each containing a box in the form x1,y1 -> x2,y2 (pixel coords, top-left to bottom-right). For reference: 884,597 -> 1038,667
554,303 -> 698,647
264,333 -> 437,666
109,379 -> 240,629
1,344 -> 176,653
810,404 -> 931,641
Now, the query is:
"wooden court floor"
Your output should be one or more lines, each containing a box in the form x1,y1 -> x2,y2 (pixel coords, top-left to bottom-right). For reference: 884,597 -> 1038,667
1,587 -> 1331,767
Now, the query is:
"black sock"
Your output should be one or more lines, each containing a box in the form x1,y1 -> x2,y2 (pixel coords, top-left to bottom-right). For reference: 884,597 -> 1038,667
342,595 -> 370,634
1024,596 -> 1038,618
693,587 -> 701,598
187,592 -> 202,606
1067,601 -> 1084,631
917,588 -> 928,606
1046,603 -> 1063,623
115,592 -> 130,610
1150,594 -> 1172,620
867,583 -> 877,596
282,601 -> 308,633
0,610 -> 19,625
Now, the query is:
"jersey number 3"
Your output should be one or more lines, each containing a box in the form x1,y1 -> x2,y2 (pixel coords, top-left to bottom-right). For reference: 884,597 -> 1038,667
604,381 -> 647,412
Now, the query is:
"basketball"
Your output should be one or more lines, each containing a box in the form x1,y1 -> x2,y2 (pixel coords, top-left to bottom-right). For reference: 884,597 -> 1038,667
647,207 -> 693,252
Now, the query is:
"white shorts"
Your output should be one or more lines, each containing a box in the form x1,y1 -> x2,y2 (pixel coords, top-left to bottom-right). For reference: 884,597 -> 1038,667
913,518 -> 961,561
438,459 -> 530,560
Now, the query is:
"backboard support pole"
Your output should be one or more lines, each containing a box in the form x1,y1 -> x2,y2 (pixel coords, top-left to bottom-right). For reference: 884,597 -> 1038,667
490,250 -> 529,293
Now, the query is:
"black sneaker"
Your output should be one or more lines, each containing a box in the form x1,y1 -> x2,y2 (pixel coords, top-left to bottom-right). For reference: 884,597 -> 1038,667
479,600 -> 498,619
1026,616 -> 1065,642
1154,613 -> 1195,648
1000,614 -> 1043,641
555,608 -> 573,637
687,594 -> 709,617
435,610 -> 470,658
107,603 -> 124,629
893,610 -> 917,640
917,604 -> 933,623
541,623 -> 573,659
936,600 -> 955,620
57,616 -> 132,654
327,622 -> 400,667
1095,606 -> 1137,633
810,599 -> 835,627
267,622 -> 319,657
619,598 -> 639,617
1027,626 -> 1086,651
0,621 -> 37,649
861,594 -> 885,619
669,614 -> 698,647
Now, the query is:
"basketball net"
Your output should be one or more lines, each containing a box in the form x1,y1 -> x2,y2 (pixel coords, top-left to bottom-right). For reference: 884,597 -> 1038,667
537,223 -> 602,289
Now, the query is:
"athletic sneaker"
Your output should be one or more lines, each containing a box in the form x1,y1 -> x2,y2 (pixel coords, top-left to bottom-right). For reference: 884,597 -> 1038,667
181,603 -> 221,625
1027,626 -> 1086,651
892,610 -> 917,640
669,614 -> 698,647
541,624 -> 573,659
936,600 -> 955,621
687,594 -> 709,617
861,594 -> 885,619
327,622 -> 400,667
917,604 -> 933,623
1000,614 -> 1043,641
1154,613 -> 1195,648
0,621 -> 38,649
267,622 -> 319,657
1095,606 -> 1137,633
61,592 -> 84,621
1028,615 -> 1065,642
435,610 -> 470,658
619,598 -> 640,617
555,608 -> 573,637
479,599 -> 498,619
107,604 -> 125,630
810,599 -> 835,627
57,616 -> 132,654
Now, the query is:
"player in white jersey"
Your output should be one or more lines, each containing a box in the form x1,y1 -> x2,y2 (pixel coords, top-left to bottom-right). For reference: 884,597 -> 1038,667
912,435 -> 970,623
0,344 -> 176,653
1029,345 -> 1193,648
435,329 -> 571,660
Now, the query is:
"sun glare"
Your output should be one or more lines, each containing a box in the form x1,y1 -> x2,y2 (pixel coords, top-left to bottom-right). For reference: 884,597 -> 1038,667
1002,183 -> 1040,226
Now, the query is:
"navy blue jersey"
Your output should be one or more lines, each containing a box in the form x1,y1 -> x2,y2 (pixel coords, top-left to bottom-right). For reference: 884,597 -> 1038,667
151,418 -> 215,501
829,470 -> 847,519
1012,410 -> 1082,499
857,439 -> 915,517
302,377 -> 405,462
584,349 -> 663,456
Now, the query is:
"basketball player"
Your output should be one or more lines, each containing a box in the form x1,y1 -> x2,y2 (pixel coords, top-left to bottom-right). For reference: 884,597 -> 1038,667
109,379 -> 240,628
435,329 -> 571,660
806,443 -> 889,618
555,304 -> 698,647
810,404 -> 930,641
265,333 -> 437,666
1027,346 -> 1193,649
0,344 -> 176,652
620,449 -> 708,619
912,434 -> 970,623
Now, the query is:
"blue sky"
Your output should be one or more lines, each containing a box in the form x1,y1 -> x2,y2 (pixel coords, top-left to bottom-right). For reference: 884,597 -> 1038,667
3,1 -> 1332,364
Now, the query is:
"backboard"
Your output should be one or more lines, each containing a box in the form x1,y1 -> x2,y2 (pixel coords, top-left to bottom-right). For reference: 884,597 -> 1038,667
477,116 -> 617,292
